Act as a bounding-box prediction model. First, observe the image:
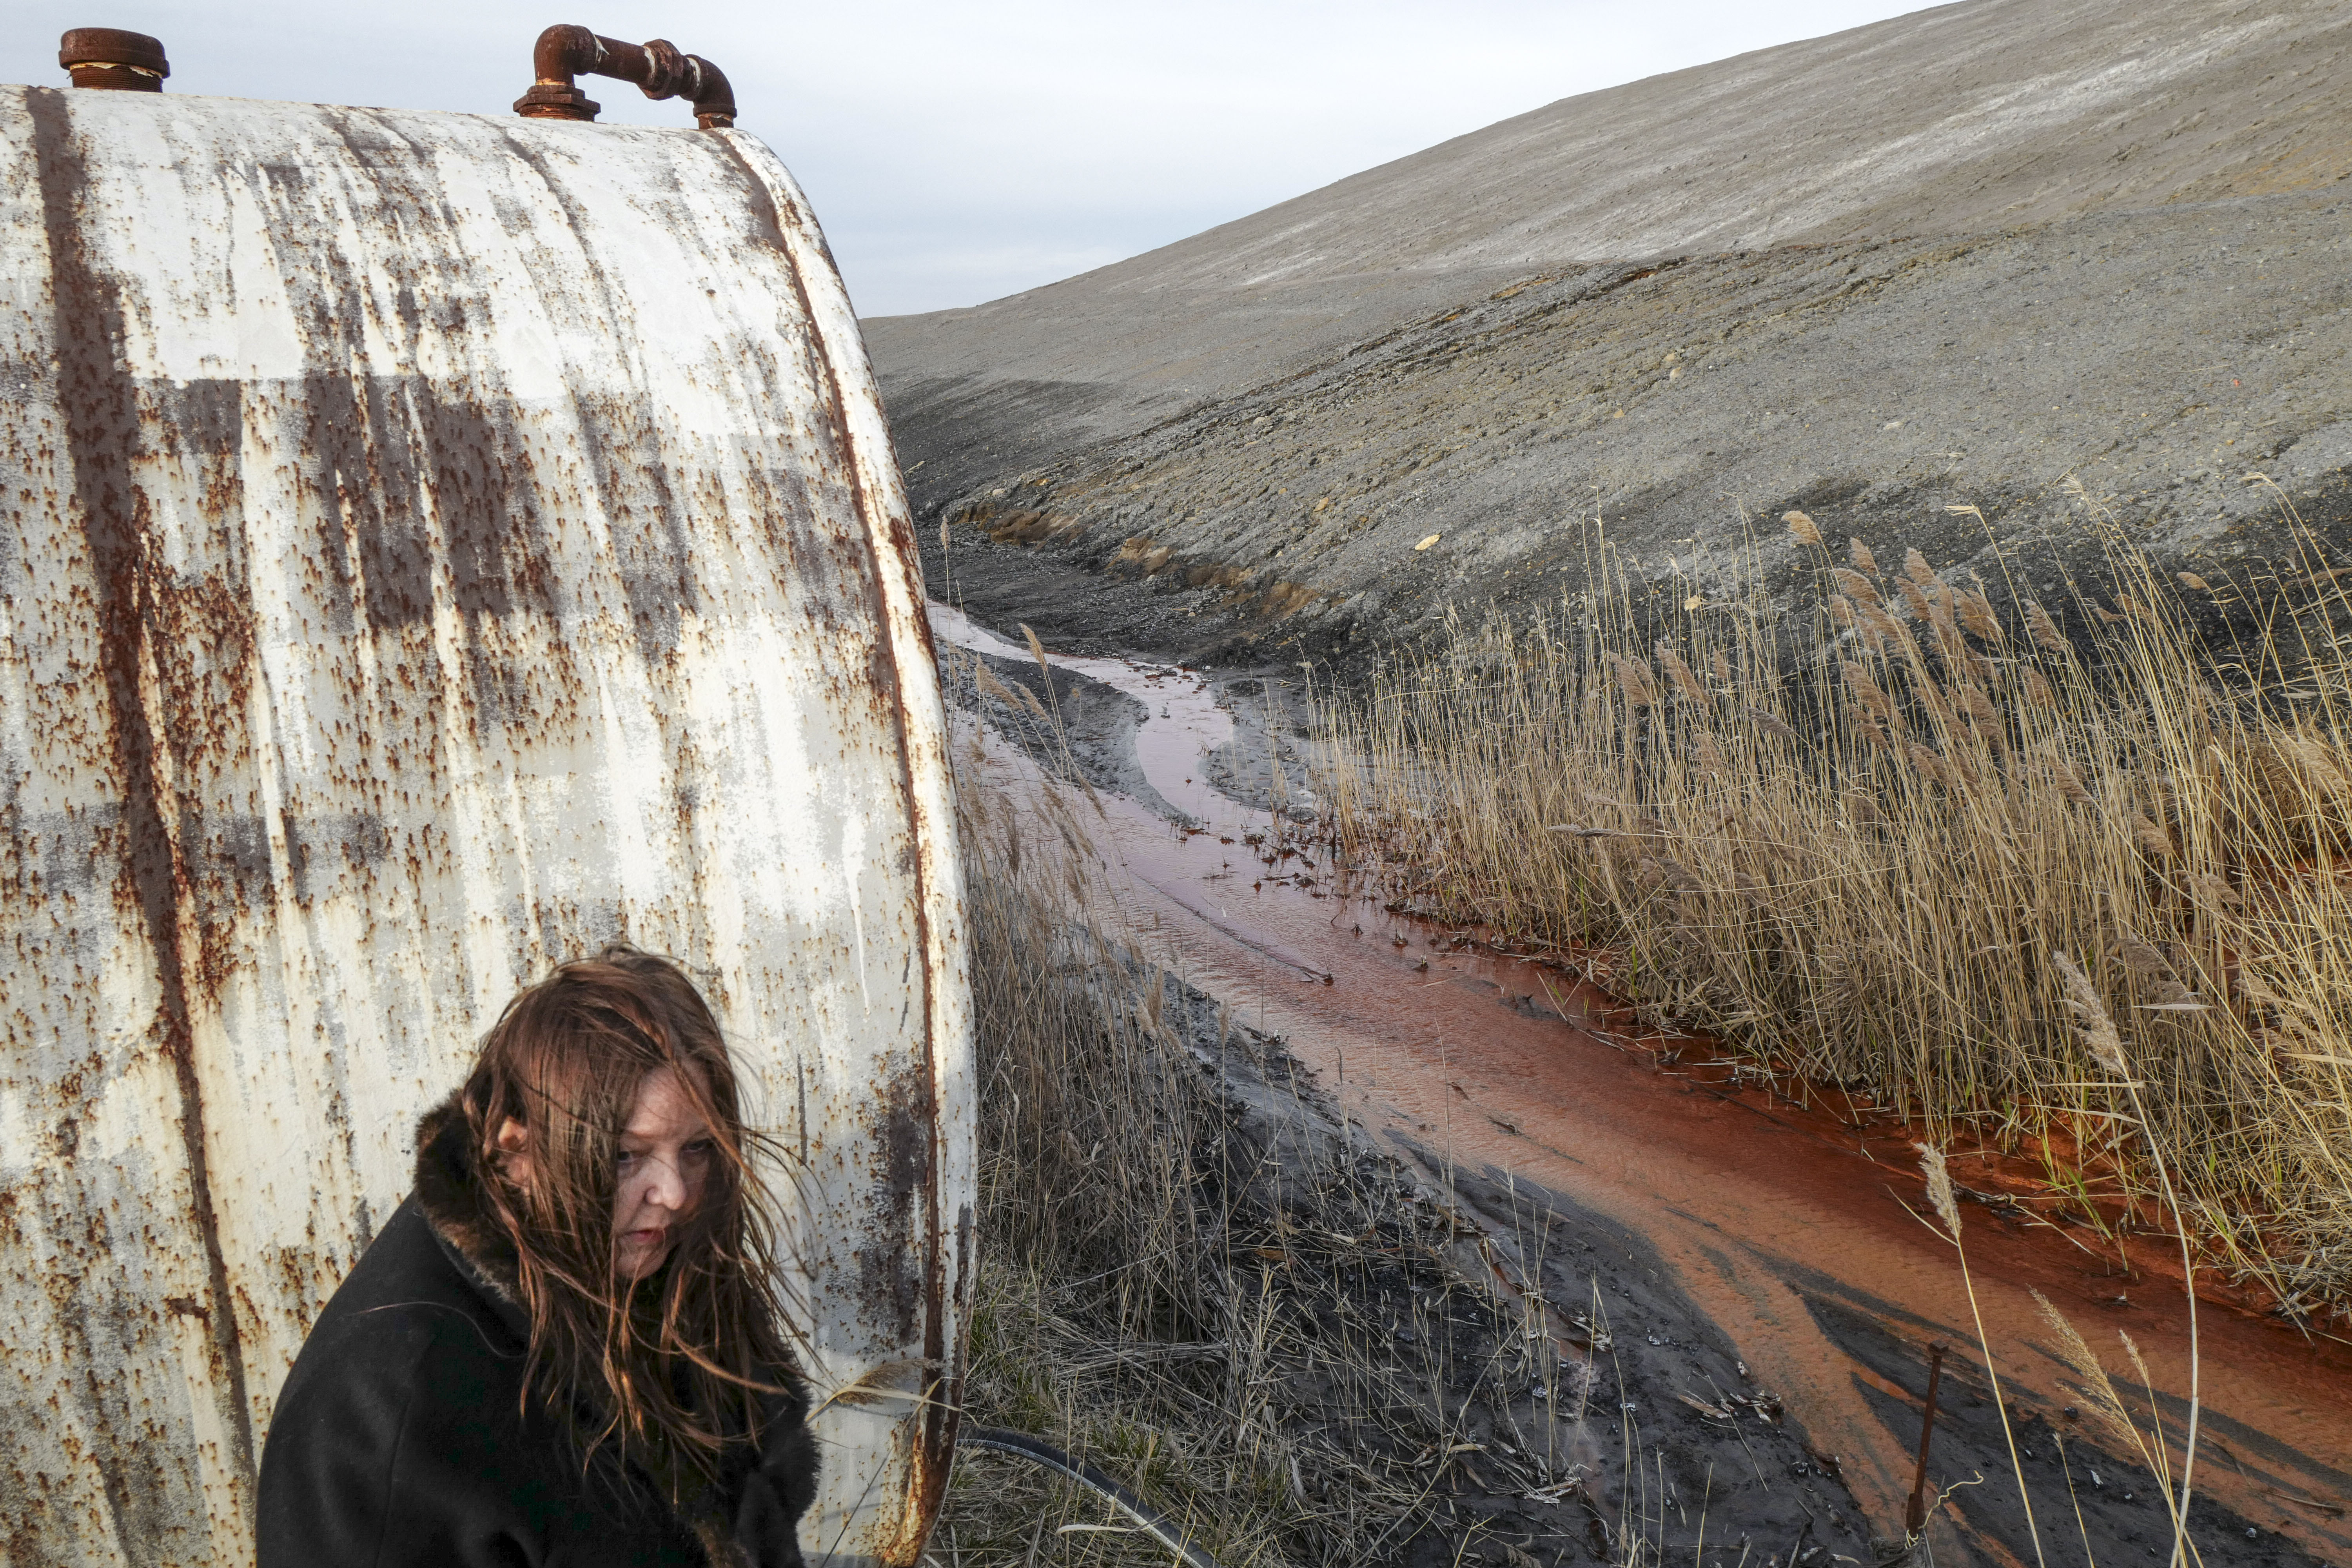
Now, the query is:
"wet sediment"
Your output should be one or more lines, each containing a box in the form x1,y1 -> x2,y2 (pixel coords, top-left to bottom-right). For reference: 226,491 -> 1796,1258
935,598 -> 2352,1566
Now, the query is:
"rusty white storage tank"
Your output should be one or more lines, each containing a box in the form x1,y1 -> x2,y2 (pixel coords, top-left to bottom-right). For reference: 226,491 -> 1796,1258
0,29 -> 971,1568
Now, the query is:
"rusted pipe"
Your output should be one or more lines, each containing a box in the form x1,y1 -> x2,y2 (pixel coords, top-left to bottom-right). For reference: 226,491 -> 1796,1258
59,27 -> 169,91
514,24 -> 736,129
1905,1341 -> 1947,1536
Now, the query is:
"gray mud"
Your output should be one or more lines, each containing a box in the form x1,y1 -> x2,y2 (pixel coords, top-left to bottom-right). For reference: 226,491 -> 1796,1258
1163,956 -> 2312,1568
1155,958 -> 2308,1567
905,192 -> 2352,680
934,600 -> 1320,824
1165,970 -> 1879,1567
1198,675 -> 1318,822
938,642 -> 1182,820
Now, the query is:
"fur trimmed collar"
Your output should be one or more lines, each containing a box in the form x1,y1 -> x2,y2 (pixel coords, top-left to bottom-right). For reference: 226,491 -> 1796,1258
412,1095 -> 530,1323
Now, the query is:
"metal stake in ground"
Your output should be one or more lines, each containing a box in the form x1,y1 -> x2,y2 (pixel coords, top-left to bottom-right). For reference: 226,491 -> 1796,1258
1905,1342 -> 1947,1536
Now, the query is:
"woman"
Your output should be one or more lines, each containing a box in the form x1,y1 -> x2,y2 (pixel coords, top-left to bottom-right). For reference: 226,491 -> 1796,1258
258,947 -> 818,1567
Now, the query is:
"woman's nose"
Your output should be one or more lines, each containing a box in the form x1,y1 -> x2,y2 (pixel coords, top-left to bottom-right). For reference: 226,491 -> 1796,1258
640,1154 -> 688,1212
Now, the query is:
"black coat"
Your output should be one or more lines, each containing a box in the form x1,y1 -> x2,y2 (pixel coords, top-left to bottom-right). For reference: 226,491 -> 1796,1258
257,1101 -> 818,1568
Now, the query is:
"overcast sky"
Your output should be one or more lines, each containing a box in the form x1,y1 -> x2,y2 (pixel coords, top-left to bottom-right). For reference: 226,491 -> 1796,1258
10,2 -> 1931,317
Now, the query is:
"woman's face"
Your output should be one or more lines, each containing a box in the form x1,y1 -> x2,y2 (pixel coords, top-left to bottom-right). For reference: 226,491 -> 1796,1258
610,1066 -> 715,1280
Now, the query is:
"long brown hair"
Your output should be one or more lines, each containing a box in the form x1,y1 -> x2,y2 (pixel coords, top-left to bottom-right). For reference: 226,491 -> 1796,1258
456,946 -> 796,1485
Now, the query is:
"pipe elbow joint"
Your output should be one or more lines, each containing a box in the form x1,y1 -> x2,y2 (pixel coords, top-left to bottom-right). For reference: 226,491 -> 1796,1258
515,24 -> 736,131
531,24 -> 602,83
685,56 -> 735,129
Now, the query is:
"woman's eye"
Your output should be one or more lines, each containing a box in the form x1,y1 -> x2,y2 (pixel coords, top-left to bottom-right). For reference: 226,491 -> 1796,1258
684,1139 -> 714,1157
615,1150 -> 641,1168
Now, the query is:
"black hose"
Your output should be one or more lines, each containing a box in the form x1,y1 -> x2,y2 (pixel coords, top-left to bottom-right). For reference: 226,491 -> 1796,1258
955,1426 -> 1225,1568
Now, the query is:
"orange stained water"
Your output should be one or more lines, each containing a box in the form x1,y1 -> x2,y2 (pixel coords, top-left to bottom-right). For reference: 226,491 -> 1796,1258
929,604 -> 2352,1557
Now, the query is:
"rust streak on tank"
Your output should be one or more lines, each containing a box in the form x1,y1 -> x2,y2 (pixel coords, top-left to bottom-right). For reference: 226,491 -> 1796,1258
25,80 -> 258,1481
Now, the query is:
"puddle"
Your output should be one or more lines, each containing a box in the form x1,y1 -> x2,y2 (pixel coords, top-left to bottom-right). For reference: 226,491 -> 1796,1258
929,601 -> 2352,1558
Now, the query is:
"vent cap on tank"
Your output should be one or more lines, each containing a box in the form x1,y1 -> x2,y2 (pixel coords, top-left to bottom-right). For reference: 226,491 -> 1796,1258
59,27 -> 169,91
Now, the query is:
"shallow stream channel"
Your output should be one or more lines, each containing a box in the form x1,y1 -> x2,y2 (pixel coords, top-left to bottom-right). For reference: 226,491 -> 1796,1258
927,601 -> 2352,1568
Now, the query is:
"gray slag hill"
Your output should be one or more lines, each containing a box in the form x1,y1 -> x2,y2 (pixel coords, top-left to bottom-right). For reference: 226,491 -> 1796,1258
866,0 -> 2352,662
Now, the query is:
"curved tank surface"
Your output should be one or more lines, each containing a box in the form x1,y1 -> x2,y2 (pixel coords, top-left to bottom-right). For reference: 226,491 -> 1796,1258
0,82 -> 971,1567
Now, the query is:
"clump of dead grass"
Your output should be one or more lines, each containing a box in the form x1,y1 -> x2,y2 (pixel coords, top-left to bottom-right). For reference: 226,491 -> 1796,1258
1312,489 -> 2352,1317
936,684 -> 1532,1565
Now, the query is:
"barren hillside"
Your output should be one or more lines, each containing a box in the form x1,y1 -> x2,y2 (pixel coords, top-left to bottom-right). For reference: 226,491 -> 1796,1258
867,0 -> 2352,661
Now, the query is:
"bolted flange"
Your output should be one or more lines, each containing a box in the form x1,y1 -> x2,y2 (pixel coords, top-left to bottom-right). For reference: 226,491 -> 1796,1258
513,81 -> 601,121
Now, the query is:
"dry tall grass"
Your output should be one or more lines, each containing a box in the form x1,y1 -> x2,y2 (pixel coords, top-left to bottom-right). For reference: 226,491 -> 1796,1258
938,750 -> 1290,1565
1312,490 -> 2352,1316
935,701 -> 1538,1565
